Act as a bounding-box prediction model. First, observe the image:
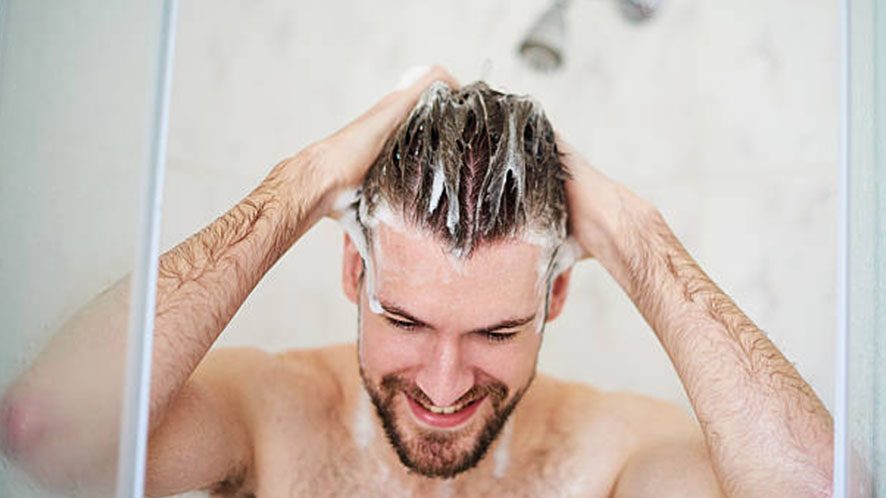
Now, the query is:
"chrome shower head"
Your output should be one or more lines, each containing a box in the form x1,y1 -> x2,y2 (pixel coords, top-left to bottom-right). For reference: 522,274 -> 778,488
617,0 -> 663,23
518,0 -> 570,72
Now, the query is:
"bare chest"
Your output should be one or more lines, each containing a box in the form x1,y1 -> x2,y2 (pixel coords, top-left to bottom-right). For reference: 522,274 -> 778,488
234,421 -> 621,498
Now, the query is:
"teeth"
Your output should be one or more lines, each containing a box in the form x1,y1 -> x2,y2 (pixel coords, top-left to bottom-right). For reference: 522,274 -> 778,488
419,398 -> 478,415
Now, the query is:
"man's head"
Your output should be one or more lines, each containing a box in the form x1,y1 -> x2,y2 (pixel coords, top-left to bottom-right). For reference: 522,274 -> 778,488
340,81 -> 573,478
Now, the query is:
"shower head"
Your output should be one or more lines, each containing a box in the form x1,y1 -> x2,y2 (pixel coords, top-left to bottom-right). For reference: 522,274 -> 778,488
518,0 -> 570,72
517,0 -> 664,72
617,0 -> 663,23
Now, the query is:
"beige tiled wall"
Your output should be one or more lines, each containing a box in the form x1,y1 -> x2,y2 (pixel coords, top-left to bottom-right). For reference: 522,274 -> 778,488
162,0 -> 838,413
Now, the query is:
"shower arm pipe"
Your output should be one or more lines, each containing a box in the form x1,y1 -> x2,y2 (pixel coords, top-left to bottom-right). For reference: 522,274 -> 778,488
115,1 -> 178,497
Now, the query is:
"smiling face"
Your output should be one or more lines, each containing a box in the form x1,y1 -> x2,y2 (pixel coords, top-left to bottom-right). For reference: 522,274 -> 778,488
342,222 -> 571,478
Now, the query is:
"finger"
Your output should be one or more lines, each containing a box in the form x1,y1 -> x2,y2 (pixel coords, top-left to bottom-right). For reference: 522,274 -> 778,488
555,134 -> 596,262
554,134 -> 581,173
359,65 -> 459,132
394,65 -> 459,92
556,133 -> 609,187
392,65 -> 460,101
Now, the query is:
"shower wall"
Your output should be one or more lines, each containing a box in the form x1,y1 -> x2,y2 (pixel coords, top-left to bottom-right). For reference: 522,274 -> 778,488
160,0 -> 838,414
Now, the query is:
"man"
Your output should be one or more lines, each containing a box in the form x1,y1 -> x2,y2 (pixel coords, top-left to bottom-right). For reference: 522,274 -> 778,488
1,67 -> 833,497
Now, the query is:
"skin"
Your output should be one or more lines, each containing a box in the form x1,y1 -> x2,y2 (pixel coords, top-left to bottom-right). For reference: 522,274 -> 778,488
0,66 -> 832,497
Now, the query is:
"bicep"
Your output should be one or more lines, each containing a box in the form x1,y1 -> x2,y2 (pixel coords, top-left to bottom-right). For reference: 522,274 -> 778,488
145,351 -> 255,497
612,439 -> 725,498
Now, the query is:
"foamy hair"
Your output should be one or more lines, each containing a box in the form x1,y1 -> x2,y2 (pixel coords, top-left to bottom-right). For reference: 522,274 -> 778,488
359,81 -> 568,258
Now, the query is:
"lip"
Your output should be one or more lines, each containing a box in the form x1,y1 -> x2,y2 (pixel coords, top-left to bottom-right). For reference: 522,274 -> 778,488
405,393 -> 485,429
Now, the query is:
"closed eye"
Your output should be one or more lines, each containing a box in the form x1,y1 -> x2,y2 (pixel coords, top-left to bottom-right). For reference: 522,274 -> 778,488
385,316 -> 417,331
483,331 -> 518,344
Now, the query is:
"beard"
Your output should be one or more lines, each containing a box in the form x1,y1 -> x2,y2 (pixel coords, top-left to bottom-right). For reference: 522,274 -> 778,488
360,364 -> 533,479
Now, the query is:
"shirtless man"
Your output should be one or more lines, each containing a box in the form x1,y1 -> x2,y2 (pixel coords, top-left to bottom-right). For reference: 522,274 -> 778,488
1,67 -> 833,497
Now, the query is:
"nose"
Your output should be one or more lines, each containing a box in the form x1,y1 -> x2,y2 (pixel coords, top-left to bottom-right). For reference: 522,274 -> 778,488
415,335 -> 474,407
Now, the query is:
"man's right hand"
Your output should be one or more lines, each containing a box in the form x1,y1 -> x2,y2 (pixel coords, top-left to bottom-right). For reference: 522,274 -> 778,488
281,65 -> 458,222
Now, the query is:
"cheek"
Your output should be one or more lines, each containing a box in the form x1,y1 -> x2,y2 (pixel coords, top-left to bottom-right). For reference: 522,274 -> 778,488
462,333 -> 542,387
360,309 -> 427,376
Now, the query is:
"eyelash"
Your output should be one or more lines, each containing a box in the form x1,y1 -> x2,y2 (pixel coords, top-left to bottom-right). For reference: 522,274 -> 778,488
484,331 -> 518,344
386,317 -> 417,331
385,317 -> 518,343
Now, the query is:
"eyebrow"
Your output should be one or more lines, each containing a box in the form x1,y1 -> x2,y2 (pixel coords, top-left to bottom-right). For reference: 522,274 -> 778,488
378,301 -> 537,334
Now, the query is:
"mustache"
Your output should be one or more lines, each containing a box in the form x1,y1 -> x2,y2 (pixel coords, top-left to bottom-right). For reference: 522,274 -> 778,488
379,373 -> 509,409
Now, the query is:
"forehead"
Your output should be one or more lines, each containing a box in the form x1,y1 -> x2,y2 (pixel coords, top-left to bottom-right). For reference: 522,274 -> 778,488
369,222 -> 546,324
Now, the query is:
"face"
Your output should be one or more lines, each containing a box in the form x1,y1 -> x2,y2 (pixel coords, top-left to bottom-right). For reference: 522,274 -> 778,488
342,222 -> 571,478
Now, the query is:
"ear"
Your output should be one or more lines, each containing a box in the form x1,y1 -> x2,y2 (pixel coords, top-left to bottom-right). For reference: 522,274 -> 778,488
342,233 -> 363,304
545,268 -> 572,322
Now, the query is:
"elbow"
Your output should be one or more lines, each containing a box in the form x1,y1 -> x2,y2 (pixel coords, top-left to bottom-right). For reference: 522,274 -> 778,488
1,385 -> 83,491
1,386 -> 45,463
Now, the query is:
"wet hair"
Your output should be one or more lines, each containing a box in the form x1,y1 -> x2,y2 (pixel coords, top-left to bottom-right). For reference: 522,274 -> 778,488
358,81 -> 568,257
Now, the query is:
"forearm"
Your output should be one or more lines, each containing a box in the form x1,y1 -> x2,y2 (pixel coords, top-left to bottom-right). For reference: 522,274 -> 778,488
0,151 -> 327,487
149,152 -> 326,423
594,197 -> 832,497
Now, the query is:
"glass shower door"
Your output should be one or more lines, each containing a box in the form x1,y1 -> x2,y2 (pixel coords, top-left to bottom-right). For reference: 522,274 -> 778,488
0,1 -> 175,496
838,0 -> 885,496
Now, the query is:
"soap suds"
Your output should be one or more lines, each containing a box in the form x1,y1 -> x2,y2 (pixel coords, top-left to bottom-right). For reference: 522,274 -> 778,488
436,481 -> 453,498
428,161 -> 445,214
353,387 -> 376,449
334,189 -> 384,315
492,417 -> 514,478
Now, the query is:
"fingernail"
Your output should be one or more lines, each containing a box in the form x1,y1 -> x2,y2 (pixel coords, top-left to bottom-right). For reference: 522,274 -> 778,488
394,65 -> 431,90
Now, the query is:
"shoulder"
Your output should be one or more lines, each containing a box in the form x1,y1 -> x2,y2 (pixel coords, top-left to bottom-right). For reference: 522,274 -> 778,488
521,375 -> 695,443
145,345 -> 358,496
199,343 -> 357,419
520,376 -> 723,497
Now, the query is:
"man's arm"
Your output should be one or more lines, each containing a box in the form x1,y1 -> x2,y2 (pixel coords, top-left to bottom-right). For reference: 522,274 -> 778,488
0,66 -> 456,494
561,140 -> 833,498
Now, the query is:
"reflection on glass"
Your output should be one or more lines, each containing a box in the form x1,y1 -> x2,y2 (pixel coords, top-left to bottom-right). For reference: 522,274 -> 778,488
0,1 -> 168,496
